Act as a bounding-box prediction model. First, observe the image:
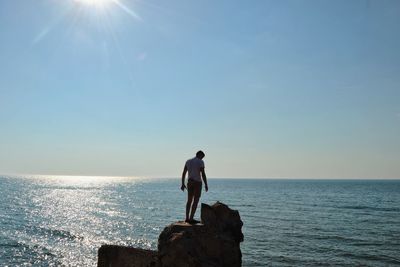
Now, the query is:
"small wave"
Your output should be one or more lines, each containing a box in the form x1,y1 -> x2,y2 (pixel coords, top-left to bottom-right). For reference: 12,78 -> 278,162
238,204 -> 256,207
350,241 -> 386,247
0,239 -> 57,258
339,252 -> 400,265
31,226 -> 84,241
270,255 -> 298,264
339,205 -> 400,212
42,186 -> 101,191
0,240 -> 23,248
309,234 -> 361,242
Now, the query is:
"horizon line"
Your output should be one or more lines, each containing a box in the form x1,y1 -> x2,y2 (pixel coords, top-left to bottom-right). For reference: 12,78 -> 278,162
0,173 -> 399,180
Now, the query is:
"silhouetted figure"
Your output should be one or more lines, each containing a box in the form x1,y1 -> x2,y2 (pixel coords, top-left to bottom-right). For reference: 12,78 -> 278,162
181,151 -> 208,224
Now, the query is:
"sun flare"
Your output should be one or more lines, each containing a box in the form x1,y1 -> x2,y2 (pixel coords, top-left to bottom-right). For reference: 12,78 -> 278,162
75,0 -> 112,9
72,0 -> 141,20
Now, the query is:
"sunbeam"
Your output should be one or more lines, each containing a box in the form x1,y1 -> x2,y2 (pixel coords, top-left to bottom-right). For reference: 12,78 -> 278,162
111,0 -> 142,21
32,27 -> 51,45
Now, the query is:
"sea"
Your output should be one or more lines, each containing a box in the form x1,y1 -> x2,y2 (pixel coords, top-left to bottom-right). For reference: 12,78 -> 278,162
0,175 -> 399,267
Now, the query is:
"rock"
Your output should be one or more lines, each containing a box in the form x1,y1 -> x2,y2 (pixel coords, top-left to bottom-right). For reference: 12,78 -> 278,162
97,202 -> 243,267
158,202 -> 243,267
201,202 -> 244,243
97,245 -> 158,267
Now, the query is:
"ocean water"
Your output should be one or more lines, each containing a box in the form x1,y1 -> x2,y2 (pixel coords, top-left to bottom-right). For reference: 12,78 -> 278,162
0,176 -> 399,267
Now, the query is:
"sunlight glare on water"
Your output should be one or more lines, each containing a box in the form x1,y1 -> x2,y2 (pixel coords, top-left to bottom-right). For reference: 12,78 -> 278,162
24,174 -> 138,186
1,175 -> 146,266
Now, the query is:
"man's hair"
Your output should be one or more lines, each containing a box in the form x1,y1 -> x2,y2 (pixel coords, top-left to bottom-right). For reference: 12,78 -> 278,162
196,150 -> 205,158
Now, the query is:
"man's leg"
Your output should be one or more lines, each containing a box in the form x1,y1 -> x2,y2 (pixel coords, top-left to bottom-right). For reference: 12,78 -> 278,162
186,184 -> 194,222
189,182 -> 202,220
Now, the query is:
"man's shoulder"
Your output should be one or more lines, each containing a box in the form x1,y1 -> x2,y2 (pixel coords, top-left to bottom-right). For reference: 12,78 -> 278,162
186,157 -> 204,165
186,158 -> 195,164
196,158 -> 205,167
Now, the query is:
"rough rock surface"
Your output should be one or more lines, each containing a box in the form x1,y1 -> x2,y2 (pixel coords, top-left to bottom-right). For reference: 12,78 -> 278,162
158,201 -> 243,267
201,202 -> 244,243
97,245 -> 158,267
97,202 -> 243,267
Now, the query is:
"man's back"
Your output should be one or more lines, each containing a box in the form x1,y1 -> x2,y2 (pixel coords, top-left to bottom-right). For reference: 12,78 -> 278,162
185,157 -> 205,182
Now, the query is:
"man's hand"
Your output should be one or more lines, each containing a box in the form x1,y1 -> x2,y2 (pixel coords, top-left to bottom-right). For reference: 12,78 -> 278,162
181,166 -> 188,192
205,184 -> 208,192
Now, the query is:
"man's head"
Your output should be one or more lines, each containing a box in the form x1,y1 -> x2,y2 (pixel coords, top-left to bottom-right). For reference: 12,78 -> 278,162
196,150 -> 205,159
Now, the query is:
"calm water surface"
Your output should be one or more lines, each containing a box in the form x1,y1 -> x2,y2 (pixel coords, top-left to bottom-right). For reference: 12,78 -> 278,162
0,176 -> 399,266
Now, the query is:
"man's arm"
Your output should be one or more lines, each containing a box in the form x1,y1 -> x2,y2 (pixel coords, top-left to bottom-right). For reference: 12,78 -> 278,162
181,165 -> 188,191
201,167 -> 208,192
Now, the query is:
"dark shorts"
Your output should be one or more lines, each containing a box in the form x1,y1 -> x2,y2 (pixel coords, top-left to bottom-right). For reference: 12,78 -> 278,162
187,179 -> 202,197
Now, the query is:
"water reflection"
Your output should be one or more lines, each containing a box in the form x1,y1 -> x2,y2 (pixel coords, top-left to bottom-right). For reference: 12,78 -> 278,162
8,175 -> 146,265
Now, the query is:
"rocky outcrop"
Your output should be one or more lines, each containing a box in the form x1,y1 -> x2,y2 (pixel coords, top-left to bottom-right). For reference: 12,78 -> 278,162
159,201 -> 243,267
97,245 -> 158,267
97,202 -> 243,267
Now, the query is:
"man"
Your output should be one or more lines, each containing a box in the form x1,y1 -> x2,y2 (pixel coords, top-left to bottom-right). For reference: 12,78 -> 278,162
181,150 -> 208,224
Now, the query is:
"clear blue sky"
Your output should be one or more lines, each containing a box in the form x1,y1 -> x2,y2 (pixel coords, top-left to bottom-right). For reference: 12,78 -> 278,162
0,0 -> 399,178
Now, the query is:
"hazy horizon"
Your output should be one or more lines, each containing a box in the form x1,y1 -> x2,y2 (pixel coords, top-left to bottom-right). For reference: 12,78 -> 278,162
1,173 -> 399,180
1,0 -> 399,179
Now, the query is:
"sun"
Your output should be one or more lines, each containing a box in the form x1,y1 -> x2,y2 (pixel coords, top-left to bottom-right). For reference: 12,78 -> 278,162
72,0 -> 141,20
74,0 -> 112,9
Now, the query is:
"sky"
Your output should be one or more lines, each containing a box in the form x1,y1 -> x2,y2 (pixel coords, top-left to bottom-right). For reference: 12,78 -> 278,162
0,0 -> 399,178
